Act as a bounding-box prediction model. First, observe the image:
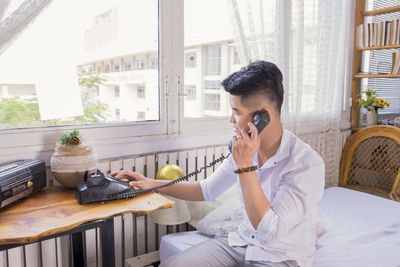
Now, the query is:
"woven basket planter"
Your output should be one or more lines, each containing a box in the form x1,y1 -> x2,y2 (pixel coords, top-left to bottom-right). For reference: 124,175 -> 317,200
50,142 -> 98,188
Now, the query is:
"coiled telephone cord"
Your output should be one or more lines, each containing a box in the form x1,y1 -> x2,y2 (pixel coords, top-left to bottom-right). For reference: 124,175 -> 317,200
108,153 -> 230,200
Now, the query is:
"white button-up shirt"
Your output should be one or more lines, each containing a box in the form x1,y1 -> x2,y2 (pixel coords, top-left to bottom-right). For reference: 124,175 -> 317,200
200,129 -> 325,267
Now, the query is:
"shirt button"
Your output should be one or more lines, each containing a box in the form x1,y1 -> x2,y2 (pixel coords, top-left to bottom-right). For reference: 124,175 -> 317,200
273,162 -> 276,165
251,235 -> 255,238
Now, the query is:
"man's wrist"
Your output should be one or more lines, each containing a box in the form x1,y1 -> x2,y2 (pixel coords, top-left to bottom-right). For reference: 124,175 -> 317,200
236,162 -> 254,169
234,165 -> 258,174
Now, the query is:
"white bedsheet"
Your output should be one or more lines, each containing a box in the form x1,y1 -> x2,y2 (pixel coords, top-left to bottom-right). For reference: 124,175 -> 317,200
160,187 -> 400,266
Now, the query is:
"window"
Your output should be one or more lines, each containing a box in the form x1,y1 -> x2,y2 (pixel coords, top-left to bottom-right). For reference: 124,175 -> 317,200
137,86 -> 145,98
0,0 -> 159,130
233,47 -> 240,65
184,52 -> 197,68
204,80 -> 221,90
1,0 -> 237,162
124,61 -> 132,71
137,111 -> 145,120
204,93 -> 221,111
206,45 -> 221,75
114,86 -> 120,97
150,58 -> 158,69
113,63 -> 120,72
184,85 -> 196,100
136,60 -> 145,70
183,0 -> 234,120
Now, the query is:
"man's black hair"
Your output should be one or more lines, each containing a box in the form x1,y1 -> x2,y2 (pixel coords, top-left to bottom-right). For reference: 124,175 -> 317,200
221,60 -> 284,113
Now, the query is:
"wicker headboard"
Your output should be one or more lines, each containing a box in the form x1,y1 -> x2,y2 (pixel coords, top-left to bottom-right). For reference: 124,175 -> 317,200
339,125 -> 400,201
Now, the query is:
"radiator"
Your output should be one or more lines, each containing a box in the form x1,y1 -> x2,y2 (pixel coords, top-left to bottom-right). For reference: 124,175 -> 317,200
0,131 -> 349,267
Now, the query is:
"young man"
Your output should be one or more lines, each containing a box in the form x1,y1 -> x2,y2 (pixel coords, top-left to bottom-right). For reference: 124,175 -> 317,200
111,61 -> 325,267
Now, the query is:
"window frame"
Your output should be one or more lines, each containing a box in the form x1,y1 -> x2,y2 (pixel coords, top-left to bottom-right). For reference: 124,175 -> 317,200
0,0 -> 238,164
0,0 -> 175,162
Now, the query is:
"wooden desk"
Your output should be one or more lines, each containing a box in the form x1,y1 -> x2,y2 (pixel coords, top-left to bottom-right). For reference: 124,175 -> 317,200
0,186 -> 175,266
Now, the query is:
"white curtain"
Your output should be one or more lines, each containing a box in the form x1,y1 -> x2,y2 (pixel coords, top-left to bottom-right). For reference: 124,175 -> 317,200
0,0 -> 52,55
228,0 -> 353,186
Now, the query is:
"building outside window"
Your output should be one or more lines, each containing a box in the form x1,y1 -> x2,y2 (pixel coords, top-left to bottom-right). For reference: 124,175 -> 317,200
114,85 -> 120,97
184,85 -> 196,100
204,93 -> 220,111
204,80 -> 220,91
104,63 -> 110,73
137,86 -> 145,98
184,52 -> 197,68
115,108 -> 120,120
206,45 -> 221,75
150,58 -> 158,69
124,61 -> 132,71
137,111 -> 145,120
136,60 -> 145,70
233,47 -> 240,65
114,63 -> 120,72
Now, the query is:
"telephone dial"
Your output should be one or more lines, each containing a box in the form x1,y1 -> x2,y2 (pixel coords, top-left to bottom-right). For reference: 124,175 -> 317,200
77,110 -> 270,204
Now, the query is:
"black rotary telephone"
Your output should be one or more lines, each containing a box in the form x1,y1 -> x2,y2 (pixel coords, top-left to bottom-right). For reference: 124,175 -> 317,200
228,110 -> 270,152
77,110 -> 270,204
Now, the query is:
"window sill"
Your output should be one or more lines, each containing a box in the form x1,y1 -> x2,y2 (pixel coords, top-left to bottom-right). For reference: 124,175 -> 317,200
0,127 -> 233,165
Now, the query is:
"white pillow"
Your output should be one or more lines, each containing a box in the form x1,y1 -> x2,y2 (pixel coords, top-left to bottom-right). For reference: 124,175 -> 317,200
186,184 -> 240,227
193,183 -> 325,239
195,198 -> 326,240
196,196 -> 243,238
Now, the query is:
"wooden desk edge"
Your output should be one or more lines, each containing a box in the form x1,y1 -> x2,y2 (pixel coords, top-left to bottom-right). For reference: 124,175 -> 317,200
0,191 -> 175,246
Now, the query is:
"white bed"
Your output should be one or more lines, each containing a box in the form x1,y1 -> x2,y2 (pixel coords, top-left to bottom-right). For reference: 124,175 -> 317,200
160,187 -> 400,266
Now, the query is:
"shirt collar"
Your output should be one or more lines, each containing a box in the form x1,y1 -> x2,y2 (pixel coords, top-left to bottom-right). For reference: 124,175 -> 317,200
254,129 -> 291,169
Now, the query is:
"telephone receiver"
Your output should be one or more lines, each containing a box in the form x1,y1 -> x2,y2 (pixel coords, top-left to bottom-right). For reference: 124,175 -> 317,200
228,110 -> 270,152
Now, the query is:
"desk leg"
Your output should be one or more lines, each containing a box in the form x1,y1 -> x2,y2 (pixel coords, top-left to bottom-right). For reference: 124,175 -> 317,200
100,218 -> 115,267
72,232 -> 85,267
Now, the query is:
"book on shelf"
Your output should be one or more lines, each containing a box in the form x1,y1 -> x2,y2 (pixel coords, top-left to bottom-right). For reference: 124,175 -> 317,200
382,21 -> 386,46
357,19 -> 400,48
392,50 -> 400,74
397,19 -> 400,45
363,23 -> 369,47
377,21 -> 382,46
385,21 -> 391,46
392,50 -> 399,74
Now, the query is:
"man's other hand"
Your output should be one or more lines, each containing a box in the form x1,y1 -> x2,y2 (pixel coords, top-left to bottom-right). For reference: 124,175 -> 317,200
110,170 -> 157,190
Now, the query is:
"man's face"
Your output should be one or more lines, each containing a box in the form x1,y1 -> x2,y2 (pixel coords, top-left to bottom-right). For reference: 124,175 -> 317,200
229,95 -> 253,136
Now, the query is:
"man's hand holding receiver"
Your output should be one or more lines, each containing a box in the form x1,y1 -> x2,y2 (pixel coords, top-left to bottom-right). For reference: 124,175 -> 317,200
232,122 -> 260,168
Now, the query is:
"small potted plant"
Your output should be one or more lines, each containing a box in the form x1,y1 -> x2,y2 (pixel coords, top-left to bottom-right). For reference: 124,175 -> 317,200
357,88 -> 390,126
50,129 -> 98,188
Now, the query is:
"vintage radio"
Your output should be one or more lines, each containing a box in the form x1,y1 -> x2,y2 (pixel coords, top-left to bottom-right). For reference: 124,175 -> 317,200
0,159 -> 46,209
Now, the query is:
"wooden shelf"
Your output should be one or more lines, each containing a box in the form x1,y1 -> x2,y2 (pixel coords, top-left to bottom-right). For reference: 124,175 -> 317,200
350,2 -> 400,130
362,5 -> 400,16
357,45 -> 400,50
354,74 -> 400,78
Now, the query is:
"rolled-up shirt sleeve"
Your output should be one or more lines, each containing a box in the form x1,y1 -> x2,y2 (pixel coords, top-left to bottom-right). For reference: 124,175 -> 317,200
253,159 -> 325,246
200,155 -> 237,202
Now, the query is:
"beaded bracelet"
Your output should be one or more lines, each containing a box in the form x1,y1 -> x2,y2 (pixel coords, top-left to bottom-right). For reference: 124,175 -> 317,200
234,165 -> 258,174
